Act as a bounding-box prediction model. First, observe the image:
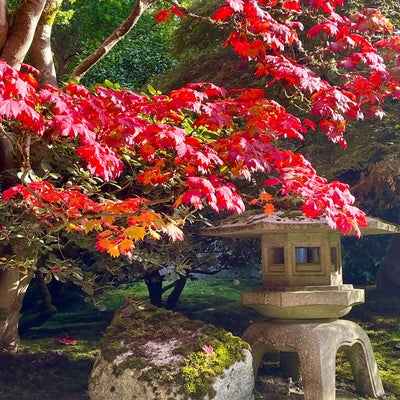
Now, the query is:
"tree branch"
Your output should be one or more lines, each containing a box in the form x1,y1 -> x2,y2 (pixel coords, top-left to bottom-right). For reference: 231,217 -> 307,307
165,0 -> 226,26
0,0 -> 8,51
29,0 -> 62,87
0,0 -> 47,69
69,0 -> 155,83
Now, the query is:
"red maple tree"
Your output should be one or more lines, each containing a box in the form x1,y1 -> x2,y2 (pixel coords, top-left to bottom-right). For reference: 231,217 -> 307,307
2,0 -> 400,259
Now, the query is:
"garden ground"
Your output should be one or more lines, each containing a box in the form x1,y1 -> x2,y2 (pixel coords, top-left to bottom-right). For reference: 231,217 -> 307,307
0,278 -> 398,400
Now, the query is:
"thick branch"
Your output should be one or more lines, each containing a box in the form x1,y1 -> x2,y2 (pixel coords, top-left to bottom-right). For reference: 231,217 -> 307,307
70,0 -> 155,82
0,0 -> 47,69
0,0 -> 8,51
29,0 -> 62,87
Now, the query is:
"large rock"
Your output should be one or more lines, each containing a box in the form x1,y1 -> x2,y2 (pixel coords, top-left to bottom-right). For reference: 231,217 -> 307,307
89,298 -> 254,400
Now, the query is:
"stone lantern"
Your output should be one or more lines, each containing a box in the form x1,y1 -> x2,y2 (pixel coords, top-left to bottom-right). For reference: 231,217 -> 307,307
202,211 -> 400,400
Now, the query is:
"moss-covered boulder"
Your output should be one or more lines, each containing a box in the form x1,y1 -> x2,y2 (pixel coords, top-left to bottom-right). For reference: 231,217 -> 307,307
88,298 -> 254,400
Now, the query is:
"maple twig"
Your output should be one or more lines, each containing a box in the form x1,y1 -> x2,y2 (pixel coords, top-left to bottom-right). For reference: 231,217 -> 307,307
0,124 -> 24,157
165,0 -> 229,26
20,132 -> 32,174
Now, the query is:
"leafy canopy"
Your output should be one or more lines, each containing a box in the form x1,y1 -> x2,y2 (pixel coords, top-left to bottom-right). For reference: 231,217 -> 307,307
2,0 -> 400,258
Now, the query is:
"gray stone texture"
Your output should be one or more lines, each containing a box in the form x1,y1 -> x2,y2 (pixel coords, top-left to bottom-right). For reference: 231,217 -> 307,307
89,348 -> 254,400
88,301 -> 254,400
243,319 -> 384,400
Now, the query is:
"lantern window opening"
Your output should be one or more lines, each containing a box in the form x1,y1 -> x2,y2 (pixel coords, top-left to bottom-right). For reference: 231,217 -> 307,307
270,247 -> 285,265
295,247 -> 321,264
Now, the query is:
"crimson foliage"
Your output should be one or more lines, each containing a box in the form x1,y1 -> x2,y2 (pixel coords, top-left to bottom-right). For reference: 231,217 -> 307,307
2,0 -> 400,257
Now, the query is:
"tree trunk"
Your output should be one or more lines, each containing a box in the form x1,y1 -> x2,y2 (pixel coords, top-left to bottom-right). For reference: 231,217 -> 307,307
165,275 -> 187,310
0,269 -> 33,353
0,0 -> 8,51
0,0 -> 47,69
29,0 -> 62,86
0,126 -> 36,353
376,213 -> 400,295
144,271 -> 163,307
70,0 -> 155,82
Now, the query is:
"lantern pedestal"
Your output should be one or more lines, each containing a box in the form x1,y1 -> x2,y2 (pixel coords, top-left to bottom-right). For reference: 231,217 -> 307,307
242,319 -> 384,400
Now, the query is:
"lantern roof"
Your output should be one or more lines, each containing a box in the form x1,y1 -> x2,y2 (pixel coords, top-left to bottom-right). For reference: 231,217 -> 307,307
201,211 -> 400,238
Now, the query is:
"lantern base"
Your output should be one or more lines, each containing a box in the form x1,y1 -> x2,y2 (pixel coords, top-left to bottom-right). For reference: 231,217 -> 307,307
242,285 -> 364,319
243,319 -> 384,400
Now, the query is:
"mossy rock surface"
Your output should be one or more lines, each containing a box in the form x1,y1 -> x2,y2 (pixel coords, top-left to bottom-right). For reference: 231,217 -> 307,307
88,298 -> 254,400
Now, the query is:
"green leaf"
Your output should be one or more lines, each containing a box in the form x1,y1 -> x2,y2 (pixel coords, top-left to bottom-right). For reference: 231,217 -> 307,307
147,84 -> 158,96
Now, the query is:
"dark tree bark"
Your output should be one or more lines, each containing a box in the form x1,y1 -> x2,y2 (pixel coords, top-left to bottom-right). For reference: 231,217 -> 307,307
0,133 -> 36,352
165,275 -> 187,310
144,270 -> 164,307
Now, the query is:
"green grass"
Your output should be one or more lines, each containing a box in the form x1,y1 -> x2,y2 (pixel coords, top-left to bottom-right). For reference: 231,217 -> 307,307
4,279 -> 399,400
345,288 -> 400,399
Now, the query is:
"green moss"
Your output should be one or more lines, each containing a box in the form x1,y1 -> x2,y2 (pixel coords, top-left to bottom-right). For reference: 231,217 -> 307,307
181,331 -> 250,399
112,356 -> 148,377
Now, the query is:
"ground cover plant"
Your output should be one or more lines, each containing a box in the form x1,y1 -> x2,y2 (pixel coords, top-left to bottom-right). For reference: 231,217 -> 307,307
1,278 -> 397,400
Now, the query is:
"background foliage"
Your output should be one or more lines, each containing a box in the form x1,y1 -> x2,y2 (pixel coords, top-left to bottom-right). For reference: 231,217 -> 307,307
53,0 -> 177,88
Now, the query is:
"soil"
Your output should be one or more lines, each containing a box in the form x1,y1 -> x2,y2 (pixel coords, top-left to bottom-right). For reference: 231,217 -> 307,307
254,375 -> 392,400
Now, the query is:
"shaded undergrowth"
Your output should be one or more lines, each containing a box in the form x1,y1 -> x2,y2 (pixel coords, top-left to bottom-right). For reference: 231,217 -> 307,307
2,279 -> 399,400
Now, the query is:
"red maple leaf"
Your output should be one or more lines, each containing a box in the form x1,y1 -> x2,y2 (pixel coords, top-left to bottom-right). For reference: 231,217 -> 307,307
155,9 -> 171,23
236,88 -> 265,102
282,0 -> 301,12
76,144 -> 123,181
171,6 -> 185,19
213,6 -> 234,21
55,335 -> 77,346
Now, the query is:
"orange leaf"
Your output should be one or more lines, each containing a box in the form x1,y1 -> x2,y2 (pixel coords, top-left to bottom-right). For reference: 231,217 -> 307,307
124,226 -> 146,242
263,203 -> 275,216
82,219 -> 102,233
119,238 -> 134,254
101,215 -> 116,225
237,88 -> 265,102
260,192 -> 273,202
97,229 -> 113,239
173,194 -> 184,208
108,245 -> 120,258
66,223 -> 84,232
96,238 -> 113,252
